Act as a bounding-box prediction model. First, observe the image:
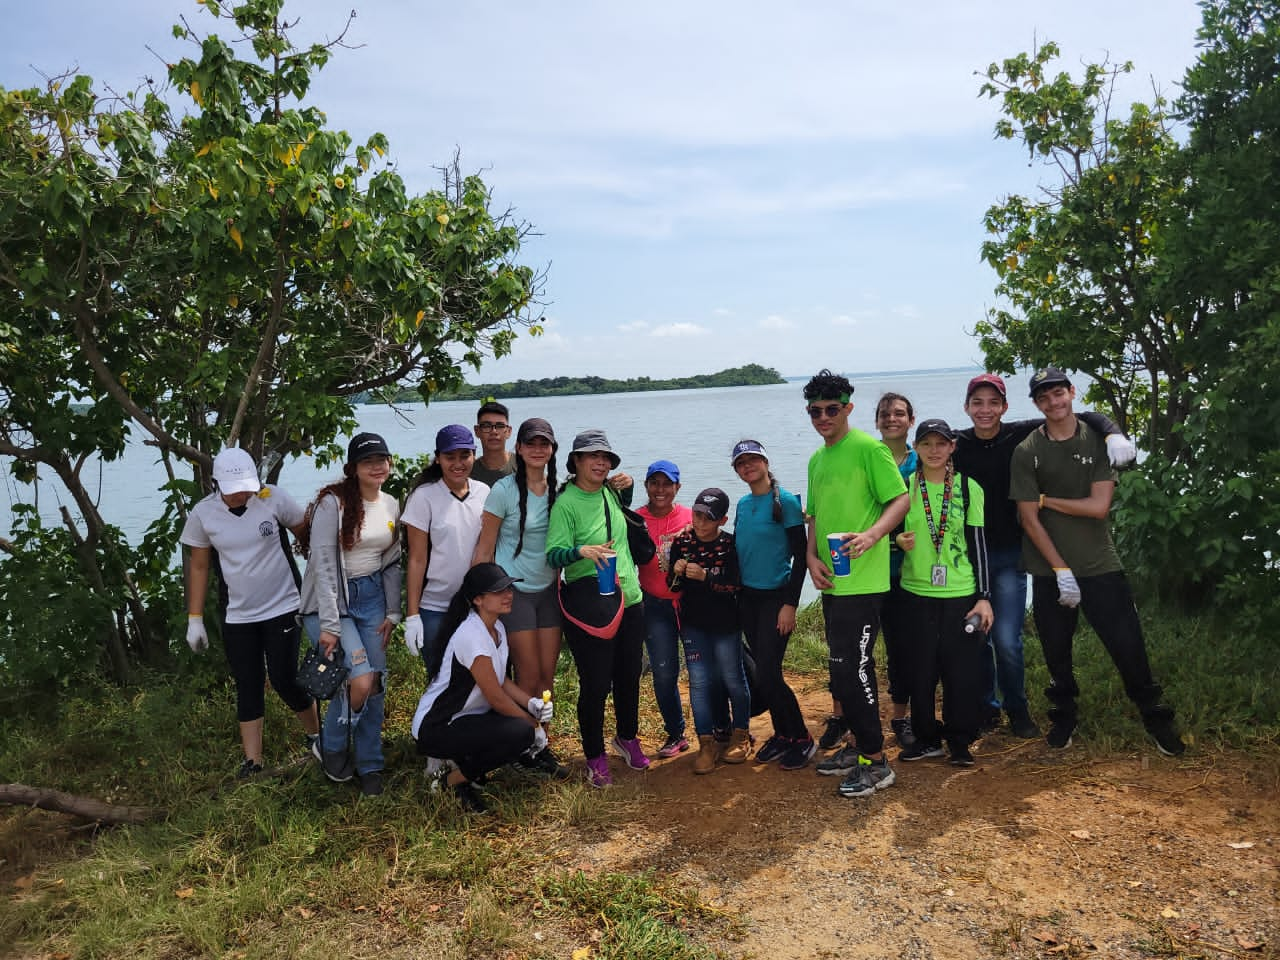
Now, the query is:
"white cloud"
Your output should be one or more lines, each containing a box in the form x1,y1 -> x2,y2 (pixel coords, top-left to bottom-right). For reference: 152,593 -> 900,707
617,320 -> 650,333
650,323 -> 710,338
760,314 -> 793,330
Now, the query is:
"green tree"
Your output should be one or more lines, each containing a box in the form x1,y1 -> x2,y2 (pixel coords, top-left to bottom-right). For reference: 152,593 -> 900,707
0,0 -> 541,684
977,4 -> 1280,612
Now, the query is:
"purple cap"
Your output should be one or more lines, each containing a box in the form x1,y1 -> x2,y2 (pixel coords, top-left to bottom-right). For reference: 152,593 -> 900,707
435,424 -> 476,453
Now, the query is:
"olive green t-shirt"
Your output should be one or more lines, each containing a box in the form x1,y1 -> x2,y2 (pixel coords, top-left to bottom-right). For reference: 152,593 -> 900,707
1009,420 -> 1121,577
806,428 -> 908,596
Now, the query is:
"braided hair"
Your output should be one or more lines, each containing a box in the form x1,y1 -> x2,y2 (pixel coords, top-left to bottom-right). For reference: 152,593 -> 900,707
511,448 -> 558,557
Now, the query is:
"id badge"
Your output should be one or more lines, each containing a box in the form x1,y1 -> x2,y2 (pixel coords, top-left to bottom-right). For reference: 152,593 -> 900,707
930,564 -> 948,587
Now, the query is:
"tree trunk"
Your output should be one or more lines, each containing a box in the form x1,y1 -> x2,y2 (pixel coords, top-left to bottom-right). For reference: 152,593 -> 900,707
0,783 -> 164,825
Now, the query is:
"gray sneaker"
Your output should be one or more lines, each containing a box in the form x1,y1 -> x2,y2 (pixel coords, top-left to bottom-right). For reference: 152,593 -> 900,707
890,716 -> 916,747
837,756 -> 896,797
316,741 -> 354,782
816,744 -> 861,776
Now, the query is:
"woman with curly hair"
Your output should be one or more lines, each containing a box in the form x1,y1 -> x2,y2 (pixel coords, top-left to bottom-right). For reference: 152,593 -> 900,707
299,432 -> 402,796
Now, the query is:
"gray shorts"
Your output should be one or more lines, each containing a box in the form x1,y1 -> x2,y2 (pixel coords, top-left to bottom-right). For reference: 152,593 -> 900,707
501,584 -> 562,633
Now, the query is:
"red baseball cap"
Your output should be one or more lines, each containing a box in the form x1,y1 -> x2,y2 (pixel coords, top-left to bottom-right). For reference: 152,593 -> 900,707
966,373 -> 1007,400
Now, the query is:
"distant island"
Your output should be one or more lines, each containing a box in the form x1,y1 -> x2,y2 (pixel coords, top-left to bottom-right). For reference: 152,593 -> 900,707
369,364 -> 786,403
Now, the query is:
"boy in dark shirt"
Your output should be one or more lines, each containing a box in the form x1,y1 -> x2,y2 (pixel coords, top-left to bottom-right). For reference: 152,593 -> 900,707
669,488 -> 752,773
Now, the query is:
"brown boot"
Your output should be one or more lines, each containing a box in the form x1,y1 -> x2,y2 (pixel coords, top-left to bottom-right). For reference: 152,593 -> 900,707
722,728 -> 751,764
694,735 -> 718,774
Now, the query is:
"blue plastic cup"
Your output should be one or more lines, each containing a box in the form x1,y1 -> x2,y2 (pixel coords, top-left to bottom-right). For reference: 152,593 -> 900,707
827,533 -> 852,577
597,550 -> 618,594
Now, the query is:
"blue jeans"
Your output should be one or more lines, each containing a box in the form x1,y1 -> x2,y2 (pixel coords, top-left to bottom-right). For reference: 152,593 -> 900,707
302,574 -> 387,775
418,608 -> 448,673
984,546 -> 1029,715
682,625 -> 750,736
643,594 -> 686,738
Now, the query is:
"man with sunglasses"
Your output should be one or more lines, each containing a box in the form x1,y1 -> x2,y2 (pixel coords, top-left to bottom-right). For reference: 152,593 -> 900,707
803,369 -> 909,799
470,401 -> 516,487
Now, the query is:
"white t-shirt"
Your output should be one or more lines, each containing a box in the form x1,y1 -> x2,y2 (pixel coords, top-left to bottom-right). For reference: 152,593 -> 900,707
411,611 -> 510,735
401,479 -> 490,612
179,486 -> 305,623
344,494 -> 399,579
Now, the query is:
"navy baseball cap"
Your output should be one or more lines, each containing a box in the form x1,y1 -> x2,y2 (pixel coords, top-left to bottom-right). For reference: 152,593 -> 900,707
731,439 -> 768,465
435,424 -> 476,453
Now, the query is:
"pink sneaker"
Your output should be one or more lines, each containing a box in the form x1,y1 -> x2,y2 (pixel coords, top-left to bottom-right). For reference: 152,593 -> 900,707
610,736 -> 651,771
585,754 -> 612,788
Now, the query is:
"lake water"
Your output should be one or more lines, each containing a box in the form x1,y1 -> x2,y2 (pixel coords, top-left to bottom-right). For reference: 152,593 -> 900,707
1,368 -> 1043,569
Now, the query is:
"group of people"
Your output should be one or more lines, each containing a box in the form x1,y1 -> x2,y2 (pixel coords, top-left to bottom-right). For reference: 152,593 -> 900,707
180,369 -> 1185,809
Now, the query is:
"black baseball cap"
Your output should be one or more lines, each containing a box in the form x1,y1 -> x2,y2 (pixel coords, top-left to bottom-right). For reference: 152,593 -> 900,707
692,487 -> 730,521
462,562 -> 522,599
914,418 -> 956,443
1028,367 -> 1073,397
347,432 -> 391,464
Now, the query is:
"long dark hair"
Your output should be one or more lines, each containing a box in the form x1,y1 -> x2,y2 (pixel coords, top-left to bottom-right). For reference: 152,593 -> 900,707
511,447 -> 558,557
409,457 -> 445,493
426,586 -> 474,678
296,465 -> 364,557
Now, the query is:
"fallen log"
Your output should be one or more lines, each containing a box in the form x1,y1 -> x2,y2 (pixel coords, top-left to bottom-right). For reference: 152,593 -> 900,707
1,783 -> 165,825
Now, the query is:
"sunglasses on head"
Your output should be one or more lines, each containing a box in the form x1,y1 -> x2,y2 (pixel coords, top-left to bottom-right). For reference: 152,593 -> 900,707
807,403 -> 844,420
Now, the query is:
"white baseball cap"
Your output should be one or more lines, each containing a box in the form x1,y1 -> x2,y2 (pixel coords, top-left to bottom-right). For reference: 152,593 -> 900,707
212,447 -> 261,495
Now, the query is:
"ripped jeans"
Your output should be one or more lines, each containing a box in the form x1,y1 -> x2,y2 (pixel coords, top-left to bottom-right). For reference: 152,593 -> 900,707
302,573 -> 387,775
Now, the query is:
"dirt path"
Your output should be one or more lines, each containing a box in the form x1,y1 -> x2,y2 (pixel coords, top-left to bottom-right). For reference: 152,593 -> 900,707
573,684 -> 1278,959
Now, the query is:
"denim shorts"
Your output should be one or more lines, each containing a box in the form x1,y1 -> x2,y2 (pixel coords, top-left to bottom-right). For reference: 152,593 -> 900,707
501,584 -> 561,633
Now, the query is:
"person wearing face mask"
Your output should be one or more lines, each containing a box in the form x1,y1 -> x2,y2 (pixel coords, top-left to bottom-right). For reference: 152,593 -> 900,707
180,447 -> 317,779
402,425 -> 491,674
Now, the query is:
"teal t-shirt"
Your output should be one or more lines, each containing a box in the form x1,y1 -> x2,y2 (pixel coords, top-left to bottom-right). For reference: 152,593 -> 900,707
546,483 -> 642,606
888,448 -> 918,580
484,475 -> 555,592
900,471 -> 984,598
806,428 -> 908,596
733,486 -> 804,590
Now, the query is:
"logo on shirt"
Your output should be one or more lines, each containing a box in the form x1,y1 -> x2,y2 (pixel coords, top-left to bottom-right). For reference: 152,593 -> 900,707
258,521 -> 275,538
1073,454 -> 1095,466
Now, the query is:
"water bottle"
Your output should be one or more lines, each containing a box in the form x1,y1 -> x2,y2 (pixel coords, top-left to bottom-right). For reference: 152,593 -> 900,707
963,613 -> 982,634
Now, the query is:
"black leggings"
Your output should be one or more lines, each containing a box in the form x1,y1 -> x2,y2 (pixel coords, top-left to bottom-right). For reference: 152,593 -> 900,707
821,593 -> 885,756
739,587 -> 808,739
563,601 -> 645,759
417,712 -> 535,783
222,611 -> 313,722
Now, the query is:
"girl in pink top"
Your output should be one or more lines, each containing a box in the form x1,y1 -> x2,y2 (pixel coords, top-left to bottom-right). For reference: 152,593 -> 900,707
636,460 -> 694,757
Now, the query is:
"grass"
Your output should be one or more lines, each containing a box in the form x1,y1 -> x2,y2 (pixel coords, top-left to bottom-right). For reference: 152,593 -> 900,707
1,599 -> 1276,957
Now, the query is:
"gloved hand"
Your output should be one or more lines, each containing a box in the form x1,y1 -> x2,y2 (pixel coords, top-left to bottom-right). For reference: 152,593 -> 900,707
404,614 -> 424,656
531,726 -> 549,753
1054,567 -> 1082,608
527,696 -> 554,724
186,616 -> 209,653
1105,433 -> 1138,468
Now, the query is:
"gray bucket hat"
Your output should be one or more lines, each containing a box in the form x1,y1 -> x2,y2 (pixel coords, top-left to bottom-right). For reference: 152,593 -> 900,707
567,428 -> 621,472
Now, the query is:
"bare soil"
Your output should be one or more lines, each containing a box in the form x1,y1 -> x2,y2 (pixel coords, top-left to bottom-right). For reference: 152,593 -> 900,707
575,680 -> 1279,959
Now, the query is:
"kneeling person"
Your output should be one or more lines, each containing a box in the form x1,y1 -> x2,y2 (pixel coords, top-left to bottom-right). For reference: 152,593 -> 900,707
411,563 -> 562,813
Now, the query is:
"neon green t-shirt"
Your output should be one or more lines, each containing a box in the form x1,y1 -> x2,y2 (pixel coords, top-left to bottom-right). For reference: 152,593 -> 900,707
806,428 -> 908,596
900,471 -> 984,598
546,483 -> 642,607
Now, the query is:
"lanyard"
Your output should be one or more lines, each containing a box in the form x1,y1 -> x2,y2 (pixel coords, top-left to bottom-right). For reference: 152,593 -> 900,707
916,462 -> 954,559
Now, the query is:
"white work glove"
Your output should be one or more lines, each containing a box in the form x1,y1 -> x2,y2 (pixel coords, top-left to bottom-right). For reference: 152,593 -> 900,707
530,726 -> 549,753
1105,433 -> 1137,468
186,616 -> 209,653
1054,568 -> 1082,608
527,696 -> 553,724
404,614 -> 424,656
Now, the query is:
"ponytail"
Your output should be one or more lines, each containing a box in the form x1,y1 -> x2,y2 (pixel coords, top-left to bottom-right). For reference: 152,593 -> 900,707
768,471 -> 783,524
426,588 -> 474,679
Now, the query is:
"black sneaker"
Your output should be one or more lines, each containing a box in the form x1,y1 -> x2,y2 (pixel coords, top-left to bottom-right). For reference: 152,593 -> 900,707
898,741 -> 945,761
948,744 -> 976,767
755,736 -> 789,764
454,781 -> 488,814
816,744 -> 861,776
1008,710 -> 1041,739
359,770 -> 384,796
236,758 -> 263,779
778,738 -> 817,771
818,715 -> 848,750
979,707 -> 1002,734
837,756 -> 896,797
1147,721 -> 1186,757
320,747 -> 355,782
521,746 -> 571,780
890,716 -> 916,748
1046,721 -> 1075,750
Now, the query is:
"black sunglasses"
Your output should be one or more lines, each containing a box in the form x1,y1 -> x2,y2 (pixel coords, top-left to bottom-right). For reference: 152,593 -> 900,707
807,403 -> 844,420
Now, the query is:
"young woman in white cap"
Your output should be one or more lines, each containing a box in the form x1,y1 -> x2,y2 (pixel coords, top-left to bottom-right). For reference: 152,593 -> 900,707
402,425 -> 491,671
546,429 -> 650,787
180,447 -> 318,778
728,440 -> 815,770
297,432 -> 402,796
472,417 -> 568,776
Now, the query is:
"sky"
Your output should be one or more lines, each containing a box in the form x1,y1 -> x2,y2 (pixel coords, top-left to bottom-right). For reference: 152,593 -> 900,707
3,1 -> 1206,381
